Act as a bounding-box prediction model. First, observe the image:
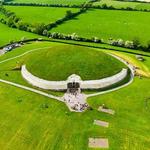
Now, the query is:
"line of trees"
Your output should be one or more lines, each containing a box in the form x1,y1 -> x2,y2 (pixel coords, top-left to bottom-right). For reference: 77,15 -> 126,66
49,32 -> 102,43
117,0 -> 150,4
2,1 -> 150,12
109,38 -> 150,51
3,2 -> 83,8
2,0 -> 95,8
91,3 -> 150,12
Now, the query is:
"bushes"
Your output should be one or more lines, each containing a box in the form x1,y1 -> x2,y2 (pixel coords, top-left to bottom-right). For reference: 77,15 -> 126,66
90,3 -> 150,12
0,6 -> 20,28
109,38 -> 150,51
49,32 -> 102,44
3,2 -> 83,8
2,1 -> 150,12
109,38 -> 136,49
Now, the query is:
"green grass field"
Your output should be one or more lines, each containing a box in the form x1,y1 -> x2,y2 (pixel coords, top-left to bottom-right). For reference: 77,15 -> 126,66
94,0 -> 150,10
0,42 -> 126,83
51,9 -> 150,45
5,6 -> 79,25
0,23 -> 40,47
6,0 -> 88,5
0,0 -> 150,149
0,41 -> 150,149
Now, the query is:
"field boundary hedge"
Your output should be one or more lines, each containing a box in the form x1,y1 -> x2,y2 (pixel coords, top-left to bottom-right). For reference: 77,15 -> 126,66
2,2 -> 150,12
1,38 -> 150,57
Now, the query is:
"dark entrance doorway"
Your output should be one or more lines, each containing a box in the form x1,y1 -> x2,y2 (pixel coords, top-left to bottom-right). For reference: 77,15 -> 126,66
67,82 -> 80,93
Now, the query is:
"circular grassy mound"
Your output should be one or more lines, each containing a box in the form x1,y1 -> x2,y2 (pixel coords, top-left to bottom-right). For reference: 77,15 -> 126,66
25,45 -> 127,81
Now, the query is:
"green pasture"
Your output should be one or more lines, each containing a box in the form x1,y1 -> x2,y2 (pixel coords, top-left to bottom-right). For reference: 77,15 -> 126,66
5,6 -> 79,25
94,0 -> 150,10
0,1 -> 150,149
0,42 -> 126,82
51,9 -> 150,45
0,23 -> 40,47
0,41 -> 150,149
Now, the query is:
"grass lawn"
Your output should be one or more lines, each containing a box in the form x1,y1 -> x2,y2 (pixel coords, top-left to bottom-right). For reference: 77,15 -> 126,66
0,42 -> 126,81
0,42 -> 126,80
0,81 -> 100,150
6,0 -> 88,5
93,0 -> 150,10
51,9 -> 150,45
25,44 -> 127,80
0,23 -> 40,47
0,45 -> 150,149
5,6 -> 79,25
88,77 -> 150,150
107,50 -> 150,77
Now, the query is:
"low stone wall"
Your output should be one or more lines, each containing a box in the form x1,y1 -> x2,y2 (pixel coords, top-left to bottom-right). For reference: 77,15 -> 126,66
21,65 -> 128,90
21,65 -> 67,90
81,69 -> 128,89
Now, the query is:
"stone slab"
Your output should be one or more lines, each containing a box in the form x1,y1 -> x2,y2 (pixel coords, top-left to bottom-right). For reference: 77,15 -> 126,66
94,120 -> 109,127
88,138 -> 109,148
98,106 -> 115,115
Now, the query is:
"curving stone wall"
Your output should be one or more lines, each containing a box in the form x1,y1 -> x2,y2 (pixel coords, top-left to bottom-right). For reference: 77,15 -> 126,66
21,65 -> 128,91
80,68 -> 128,89
21,65 -> 67,90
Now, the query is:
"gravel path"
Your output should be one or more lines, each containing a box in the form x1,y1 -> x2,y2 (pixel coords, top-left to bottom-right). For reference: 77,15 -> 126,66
0,46 -> 52,64
0,79 -> 63,102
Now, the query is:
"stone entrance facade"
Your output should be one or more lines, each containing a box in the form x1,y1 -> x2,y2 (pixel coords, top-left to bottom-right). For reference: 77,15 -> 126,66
64,74 -> 88,112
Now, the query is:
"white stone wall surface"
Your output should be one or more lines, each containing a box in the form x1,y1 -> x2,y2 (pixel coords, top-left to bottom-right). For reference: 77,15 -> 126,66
21,65 -> 67,90
21,65 -> 128,90
80,69 -> 127,89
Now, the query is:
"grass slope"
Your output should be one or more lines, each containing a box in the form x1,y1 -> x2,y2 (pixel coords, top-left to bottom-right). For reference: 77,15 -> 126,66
0,23 -> 39,47
88,77 -> 150,150
0,81 -> 99,150
51,9 -> 150,45
5,6 -> 79,25
24,44 -> 126,80
0,67 -> 150,150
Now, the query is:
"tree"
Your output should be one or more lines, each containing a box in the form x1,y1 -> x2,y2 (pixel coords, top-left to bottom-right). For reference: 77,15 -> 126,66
17,21 -> 28,31
7,17 -> 15,27
65,10 -> 73,19
34,23 -> 46,35
43,29 -> 48,36
133,38 -> 140,49
125,41 -> 134,49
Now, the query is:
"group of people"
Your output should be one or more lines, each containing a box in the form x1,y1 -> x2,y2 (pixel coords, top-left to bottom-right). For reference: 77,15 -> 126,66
64,91 -> 88,112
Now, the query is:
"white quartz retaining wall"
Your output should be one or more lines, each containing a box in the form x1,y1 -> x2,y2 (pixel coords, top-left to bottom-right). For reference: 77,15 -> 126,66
80,68 -> 128,89
21,65 -> 67,90
21,65 -> 128,90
